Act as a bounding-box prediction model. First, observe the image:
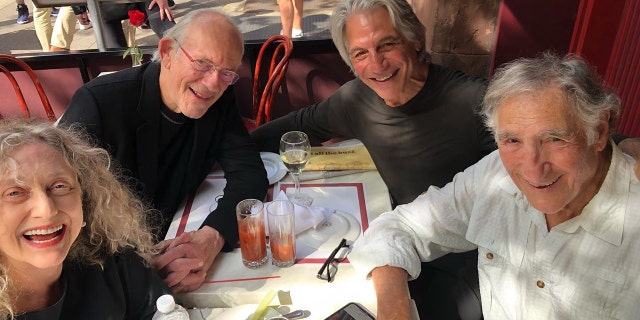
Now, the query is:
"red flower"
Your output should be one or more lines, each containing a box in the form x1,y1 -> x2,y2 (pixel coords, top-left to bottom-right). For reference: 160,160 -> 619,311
128,10 -> 146,27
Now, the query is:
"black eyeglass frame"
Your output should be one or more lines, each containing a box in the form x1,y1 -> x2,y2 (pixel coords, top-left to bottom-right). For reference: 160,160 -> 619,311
316,238 -> 351,283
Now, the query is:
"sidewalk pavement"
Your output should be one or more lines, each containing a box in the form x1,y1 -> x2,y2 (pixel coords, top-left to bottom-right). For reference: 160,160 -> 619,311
0,0 -> 337,55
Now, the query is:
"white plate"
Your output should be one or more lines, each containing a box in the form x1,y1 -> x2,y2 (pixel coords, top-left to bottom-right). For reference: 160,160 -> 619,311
260,152 -> 287,185
296,211 -> 361,251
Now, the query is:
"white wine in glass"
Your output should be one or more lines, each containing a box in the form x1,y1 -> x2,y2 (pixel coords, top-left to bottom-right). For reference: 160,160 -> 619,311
280,131 -> 313,206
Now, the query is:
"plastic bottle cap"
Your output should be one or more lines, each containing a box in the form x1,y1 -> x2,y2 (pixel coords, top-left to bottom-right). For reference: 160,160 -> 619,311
156,294 -> 176,313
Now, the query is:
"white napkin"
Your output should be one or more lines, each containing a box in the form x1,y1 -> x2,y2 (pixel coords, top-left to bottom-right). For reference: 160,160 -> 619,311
264,191 -> 334,234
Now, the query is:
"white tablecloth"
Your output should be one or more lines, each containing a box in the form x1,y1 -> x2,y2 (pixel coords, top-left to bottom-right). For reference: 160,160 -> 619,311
167,165 -> 420,319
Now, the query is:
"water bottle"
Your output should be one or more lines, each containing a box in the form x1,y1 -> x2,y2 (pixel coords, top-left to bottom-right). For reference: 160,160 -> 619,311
152,294 -> 190,320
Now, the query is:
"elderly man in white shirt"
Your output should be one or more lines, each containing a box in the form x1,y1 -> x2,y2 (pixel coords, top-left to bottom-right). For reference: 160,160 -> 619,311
350,53 -> 640,320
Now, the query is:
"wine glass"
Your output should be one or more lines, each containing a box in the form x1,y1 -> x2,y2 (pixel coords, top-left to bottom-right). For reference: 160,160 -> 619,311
280,131 -> 313,206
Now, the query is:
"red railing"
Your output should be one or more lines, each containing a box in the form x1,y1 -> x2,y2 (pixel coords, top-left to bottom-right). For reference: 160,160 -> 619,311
606,0 -> 640,136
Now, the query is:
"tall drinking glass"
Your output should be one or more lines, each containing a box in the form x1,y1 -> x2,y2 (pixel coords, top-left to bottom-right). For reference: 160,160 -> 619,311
280,131 -> 313,206
267,199 -> 296,267
236,199 -> 268,268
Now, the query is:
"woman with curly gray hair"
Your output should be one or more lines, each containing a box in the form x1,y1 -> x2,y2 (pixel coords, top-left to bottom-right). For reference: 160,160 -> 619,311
0,118 -> 169,319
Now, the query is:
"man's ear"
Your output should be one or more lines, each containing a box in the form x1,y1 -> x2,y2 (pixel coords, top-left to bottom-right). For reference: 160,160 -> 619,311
158,38 -> 174,68
595,111 -> 611,151
414,42 -> 422,53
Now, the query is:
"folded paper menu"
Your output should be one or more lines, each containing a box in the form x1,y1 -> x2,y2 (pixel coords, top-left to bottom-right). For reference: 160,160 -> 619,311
305,142 -> 376,171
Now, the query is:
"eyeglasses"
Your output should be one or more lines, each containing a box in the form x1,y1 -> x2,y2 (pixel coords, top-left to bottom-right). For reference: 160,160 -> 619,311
177,44 -> 240,85
316,238 -> 351,283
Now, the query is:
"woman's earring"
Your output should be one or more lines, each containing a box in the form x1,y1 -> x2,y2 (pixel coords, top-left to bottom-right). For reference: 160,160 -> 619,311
82,221 -> 87,227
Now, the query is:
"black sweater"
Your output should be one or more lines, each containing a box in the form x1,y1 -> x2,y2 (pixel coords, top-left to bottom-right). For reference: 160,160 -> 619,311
16,251 -> 170,320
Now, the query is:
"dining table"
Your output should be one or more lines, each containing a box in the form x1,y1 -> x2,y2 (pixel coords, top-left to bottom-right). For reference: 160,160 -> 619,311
165,141 -> 419,319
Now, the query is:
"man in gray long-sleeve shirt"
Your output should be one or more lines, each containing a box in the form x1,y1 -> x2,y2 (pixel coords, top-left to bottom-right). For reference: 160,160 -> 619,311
250,0 -> 493,318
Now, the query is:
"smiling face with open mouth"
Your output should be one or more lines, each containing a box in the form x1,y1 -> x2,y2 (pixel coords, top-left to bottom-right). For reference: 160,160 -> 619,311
159,14 -> 243,119
345,7 -> 427,107
0,142 -> 83,273
495,87 -> 610,226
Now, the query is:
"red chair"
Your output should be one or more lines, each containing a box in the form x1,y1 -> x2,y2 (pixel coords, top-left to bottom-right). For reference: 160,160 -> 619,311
252,35 -> 293,127
0,54 -> 56,121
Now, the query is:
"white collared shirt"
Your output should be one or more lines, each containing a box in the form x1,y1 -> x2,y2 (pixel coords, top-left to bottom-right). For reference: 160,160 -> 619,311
351,144 -> 640,319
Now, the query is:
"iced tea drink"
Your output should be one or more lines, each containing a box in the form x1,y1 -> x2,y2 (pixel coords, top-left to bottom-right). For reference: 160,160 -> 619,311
267,199 -> 296,267
236,199 -> 268,268
270,235 -> 295,264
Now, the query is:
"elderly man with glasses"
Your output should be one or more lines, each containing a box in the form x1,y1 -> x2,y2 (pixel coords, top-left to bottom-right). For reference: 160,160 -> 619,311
59,9 -> 268,293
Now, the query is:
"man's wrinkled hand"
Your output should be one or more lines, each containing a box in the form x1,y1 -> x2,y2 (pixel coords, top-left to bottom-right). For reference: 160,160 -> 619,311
153,226 -> 224,292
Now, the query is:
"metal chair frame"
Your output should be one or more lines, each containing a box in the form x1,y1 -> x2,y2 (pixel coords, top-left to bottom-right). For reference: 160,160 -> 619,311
252,35 -> 294,127
0,55 -> 57,121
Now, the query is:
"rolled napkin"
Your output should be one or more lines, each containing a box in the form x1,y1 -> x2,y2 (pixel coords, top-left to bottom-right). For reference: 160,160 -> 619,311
264,191 -> 334,234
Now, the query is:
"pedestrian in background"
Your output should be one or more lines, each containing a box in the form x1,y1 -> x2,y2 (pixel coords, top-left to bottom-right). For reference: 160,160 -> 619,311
278,0 -> 303,38
15,0 -> 31,24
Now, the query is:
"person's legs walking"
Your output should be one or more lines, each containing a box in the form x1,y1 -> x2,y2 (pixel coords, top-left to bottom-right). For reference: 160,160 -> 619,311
72,6 -> 92,30
33,6 -> 52,51
16,0 -> 31,24
50,6 -> 77,51
278,0 -> 293,37
292,0 -> 303,38
278,0 -> 303,38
